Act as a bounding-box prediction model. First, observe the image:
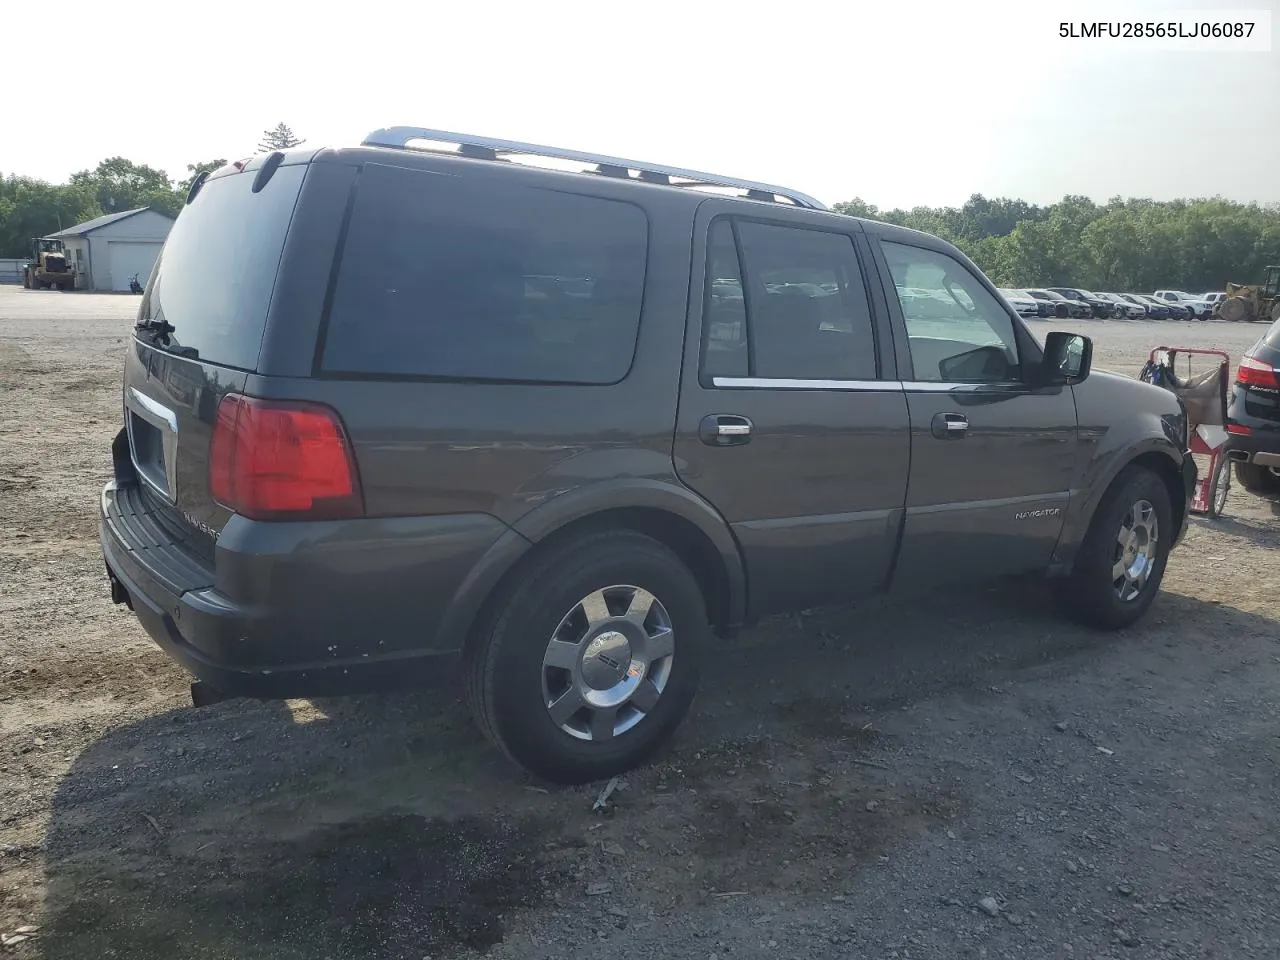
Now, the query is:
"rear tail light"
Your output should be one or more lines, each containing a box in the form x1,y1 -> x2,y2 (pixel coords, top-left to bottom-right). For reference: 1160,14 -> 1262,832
210,395 -> 363,521
1236,356 -> 1280,389
1227,423 -> 1252,436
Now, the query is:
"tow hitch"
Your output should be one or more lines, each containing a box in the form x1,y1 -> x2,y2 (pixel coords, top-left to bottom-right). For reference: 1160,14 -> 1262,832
106,566 -> 132,609
190,681 -> 236,708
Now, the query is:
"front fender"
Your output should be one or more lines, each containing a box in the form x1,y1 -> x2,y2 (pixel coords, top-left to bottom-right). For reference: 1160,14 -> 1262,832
1052,396 -> 1189,570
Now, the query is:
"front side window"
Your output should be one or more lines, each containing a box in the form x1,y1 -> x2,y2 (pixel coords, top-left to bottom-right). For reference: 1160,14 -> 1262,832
700,218 -> 878,382
322,163 -> 648,384
882,241 -> 1021,383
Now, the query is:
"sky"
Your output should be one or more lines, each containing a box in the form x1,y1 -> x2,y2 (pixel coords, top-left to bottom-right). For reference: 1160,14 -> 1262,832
7,0 -> 1278,211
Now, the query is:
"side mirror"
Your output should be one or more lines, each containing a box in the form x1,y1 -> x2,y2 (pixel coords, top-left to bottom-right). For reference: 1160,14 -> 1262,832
1043,331 -> 1092,384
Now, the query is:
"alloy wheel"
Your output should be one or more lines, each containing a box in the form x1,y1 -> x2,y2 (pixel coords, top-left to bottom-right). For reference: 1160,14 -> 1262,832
1112,499 -> 1159,602
541,585 -> 675,741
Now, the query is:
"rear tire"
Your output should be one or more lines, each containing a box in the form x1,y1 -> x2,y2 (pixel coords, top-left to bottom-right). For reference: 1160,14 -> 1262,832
1233,462 -> 1280,499
1055,466 -> 1173,630
465,529 -> 706,784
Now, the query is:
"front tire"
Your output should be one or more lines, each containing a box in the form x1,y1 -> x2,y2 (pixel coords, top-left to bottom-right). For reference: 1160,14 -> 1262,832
1233,461 -> 1280,499
465,529 -> 706,784
1055,466 -> 1173,630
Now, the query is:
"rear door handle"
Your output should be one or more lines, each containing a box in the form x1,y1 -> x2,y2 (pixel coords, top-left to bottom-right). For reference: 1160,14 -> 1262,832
699,414 -> 752,446
930,412 -> 968,440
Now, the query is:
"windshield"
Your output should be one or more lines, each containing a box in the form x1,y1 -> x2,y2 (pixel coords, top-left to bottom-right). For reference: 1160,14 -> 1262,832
138,163 -> 306,369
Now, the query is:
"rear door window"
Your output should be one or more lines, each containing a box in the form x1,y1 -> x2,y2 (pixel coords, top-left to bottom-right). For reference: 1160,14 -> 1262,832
700,218 -> 878,382
320,163 -> 649,384
140,164 -> 306,371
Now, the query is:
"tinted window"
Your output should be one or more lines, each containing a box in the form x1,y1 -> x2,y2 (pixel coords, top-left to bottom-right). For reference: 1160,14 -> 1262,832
141,164 -> 305,370
702,219 -> 876,382
882,241 -> 1021,383
1261,317 -> 1280,352
702,220 -> 748,379
321,163 -> 648,384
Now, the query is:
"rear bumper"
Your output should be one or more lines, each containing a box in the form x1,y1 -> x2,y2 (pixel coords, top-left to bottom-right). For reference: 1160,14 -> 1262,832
100,480 -> 513,698
1225,428 -> 1280,467
1225,395 -> 1280,465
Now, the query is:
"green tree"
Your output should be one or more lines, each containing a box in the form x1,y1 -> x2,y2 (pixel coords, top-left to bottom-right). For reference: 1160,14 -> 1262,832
178,158 -> 228,196
0,174 -> 102,258
258,123 -> 304,152
69,157 -> 180,216
832,197 -> 882,220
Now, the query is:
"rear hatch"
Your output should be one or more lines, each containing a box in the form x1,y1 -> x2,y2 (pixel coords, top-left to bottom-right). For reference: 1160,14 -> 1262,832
122,158 -> 308,560
1238,320 -> 1280,423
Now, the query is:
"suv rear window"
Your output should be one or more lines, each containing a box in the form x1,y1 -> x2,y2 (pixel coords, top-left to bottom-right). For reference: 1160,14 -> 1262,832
140,163 -> 305,371
320,163 -> 649,384
1261,317 -> 1280,350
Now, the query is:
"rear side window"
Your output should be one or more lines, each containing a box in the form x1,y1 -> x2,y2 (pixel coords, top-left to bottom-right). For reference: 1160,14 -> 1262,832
701,218 -> 878,382
321,163 -> 649,384
141,164 -> 305,370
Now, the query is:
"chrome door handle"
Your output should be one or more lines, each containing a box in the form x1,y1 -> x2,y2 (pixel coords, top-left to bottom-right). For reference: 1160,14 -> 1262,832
699,414 -> 753,446
931,412 -> 968,439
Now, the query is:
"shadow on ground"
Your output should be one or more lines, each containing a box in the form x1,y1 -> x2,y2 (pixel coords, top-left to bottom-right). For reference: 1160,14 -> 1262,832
30,581 -> 1278,960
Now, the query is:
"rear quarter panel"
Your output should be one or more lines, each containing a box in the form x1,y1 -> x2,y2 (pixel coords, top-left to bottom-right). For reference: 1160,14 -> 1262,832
254,150 -> 699,528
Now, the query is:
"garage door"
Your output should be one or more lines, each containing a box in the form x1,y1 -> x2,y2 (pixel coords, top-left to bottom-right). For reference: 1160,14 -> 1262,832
107,241 -> 163,292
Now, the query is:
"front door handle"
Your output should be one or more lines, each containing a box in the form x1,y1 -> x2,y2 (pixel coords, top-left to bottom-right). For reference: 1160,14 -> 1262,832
699,414 -> 753,446
931,412 -> 968,440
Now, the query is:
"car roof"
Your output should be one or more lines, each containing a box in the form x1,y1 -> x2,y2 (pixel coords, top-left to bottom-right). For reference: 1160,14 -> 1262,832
238,128 -> 982,271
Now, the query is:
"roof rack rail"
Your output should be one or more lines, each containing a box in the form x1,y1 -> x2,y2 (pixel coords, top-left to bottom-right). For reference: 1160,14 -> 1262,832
360,126 -> 827,211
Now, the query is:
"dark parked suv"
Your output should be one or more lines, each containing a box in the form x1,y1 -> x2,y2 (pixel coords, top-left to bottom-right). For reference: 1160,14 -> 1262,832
1226,316 -> 1280,498
1046,287 -> 1116,319
100,127 -> 1197,784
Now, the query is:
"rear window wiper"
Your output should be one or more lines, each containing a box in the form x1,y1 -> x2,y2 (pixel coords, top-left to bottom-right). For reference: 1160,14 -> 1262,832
135,317 -> 174,339
135,317 -> 199,359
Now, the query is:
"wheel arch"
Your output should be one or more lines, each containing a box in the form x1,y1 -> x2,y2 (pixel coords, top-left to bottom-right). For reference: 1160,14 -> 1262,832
1126,450 -> 1188,538
518,505 -> 741,631
447,481 -> 747,662
1054,441 -> 1188,573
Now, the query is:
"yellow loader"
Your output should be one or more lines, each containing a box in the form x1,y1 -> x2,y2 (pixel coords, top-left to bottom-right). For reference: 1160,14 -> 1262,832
1213,265 -> 1280,323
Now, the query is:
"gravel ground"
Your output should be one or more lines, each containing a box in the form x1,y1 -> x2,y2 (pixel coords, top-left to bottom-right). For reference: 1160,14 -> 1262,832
1,286 -> 1277,960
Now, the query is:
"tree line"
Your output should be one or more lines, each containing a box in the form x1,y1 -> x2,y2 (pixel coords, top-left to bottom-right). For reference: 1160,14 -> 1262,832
0,124 -> 304,260
834,193 -> 1280,294
4,125 -> 1277,292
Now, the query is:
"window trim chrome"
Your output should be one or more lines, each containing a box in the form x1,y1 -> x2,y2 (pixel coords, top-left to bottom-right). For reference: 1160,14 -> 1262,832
711,377 -> 893,391
710,376 -> 1030,392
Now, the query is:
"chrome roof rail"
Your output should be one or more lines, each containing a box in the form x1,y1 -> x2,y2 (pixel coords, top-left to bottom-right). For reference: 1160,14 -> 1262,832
361,126 -> 827,210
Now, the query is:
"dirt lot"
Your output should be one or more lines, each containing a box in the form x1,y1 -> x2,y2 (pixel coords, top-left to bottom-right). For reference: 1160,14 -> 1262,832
2,285 -> 1278,960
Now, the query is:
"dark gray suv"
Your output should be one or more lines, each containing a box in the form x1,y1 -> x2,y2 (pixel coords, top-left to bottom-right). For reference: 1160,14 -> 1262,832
100,127 -> 1197,783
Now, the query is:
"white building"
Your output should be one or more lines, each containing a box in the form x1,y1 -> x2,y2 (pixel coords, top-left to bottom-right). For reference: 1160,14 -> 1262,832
52,207 -> 175,292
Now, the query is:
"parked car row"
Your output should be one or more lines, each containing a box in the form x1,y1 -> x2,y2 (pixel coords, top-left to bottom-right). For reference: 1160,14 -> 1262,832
998,286 -> 1216,321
